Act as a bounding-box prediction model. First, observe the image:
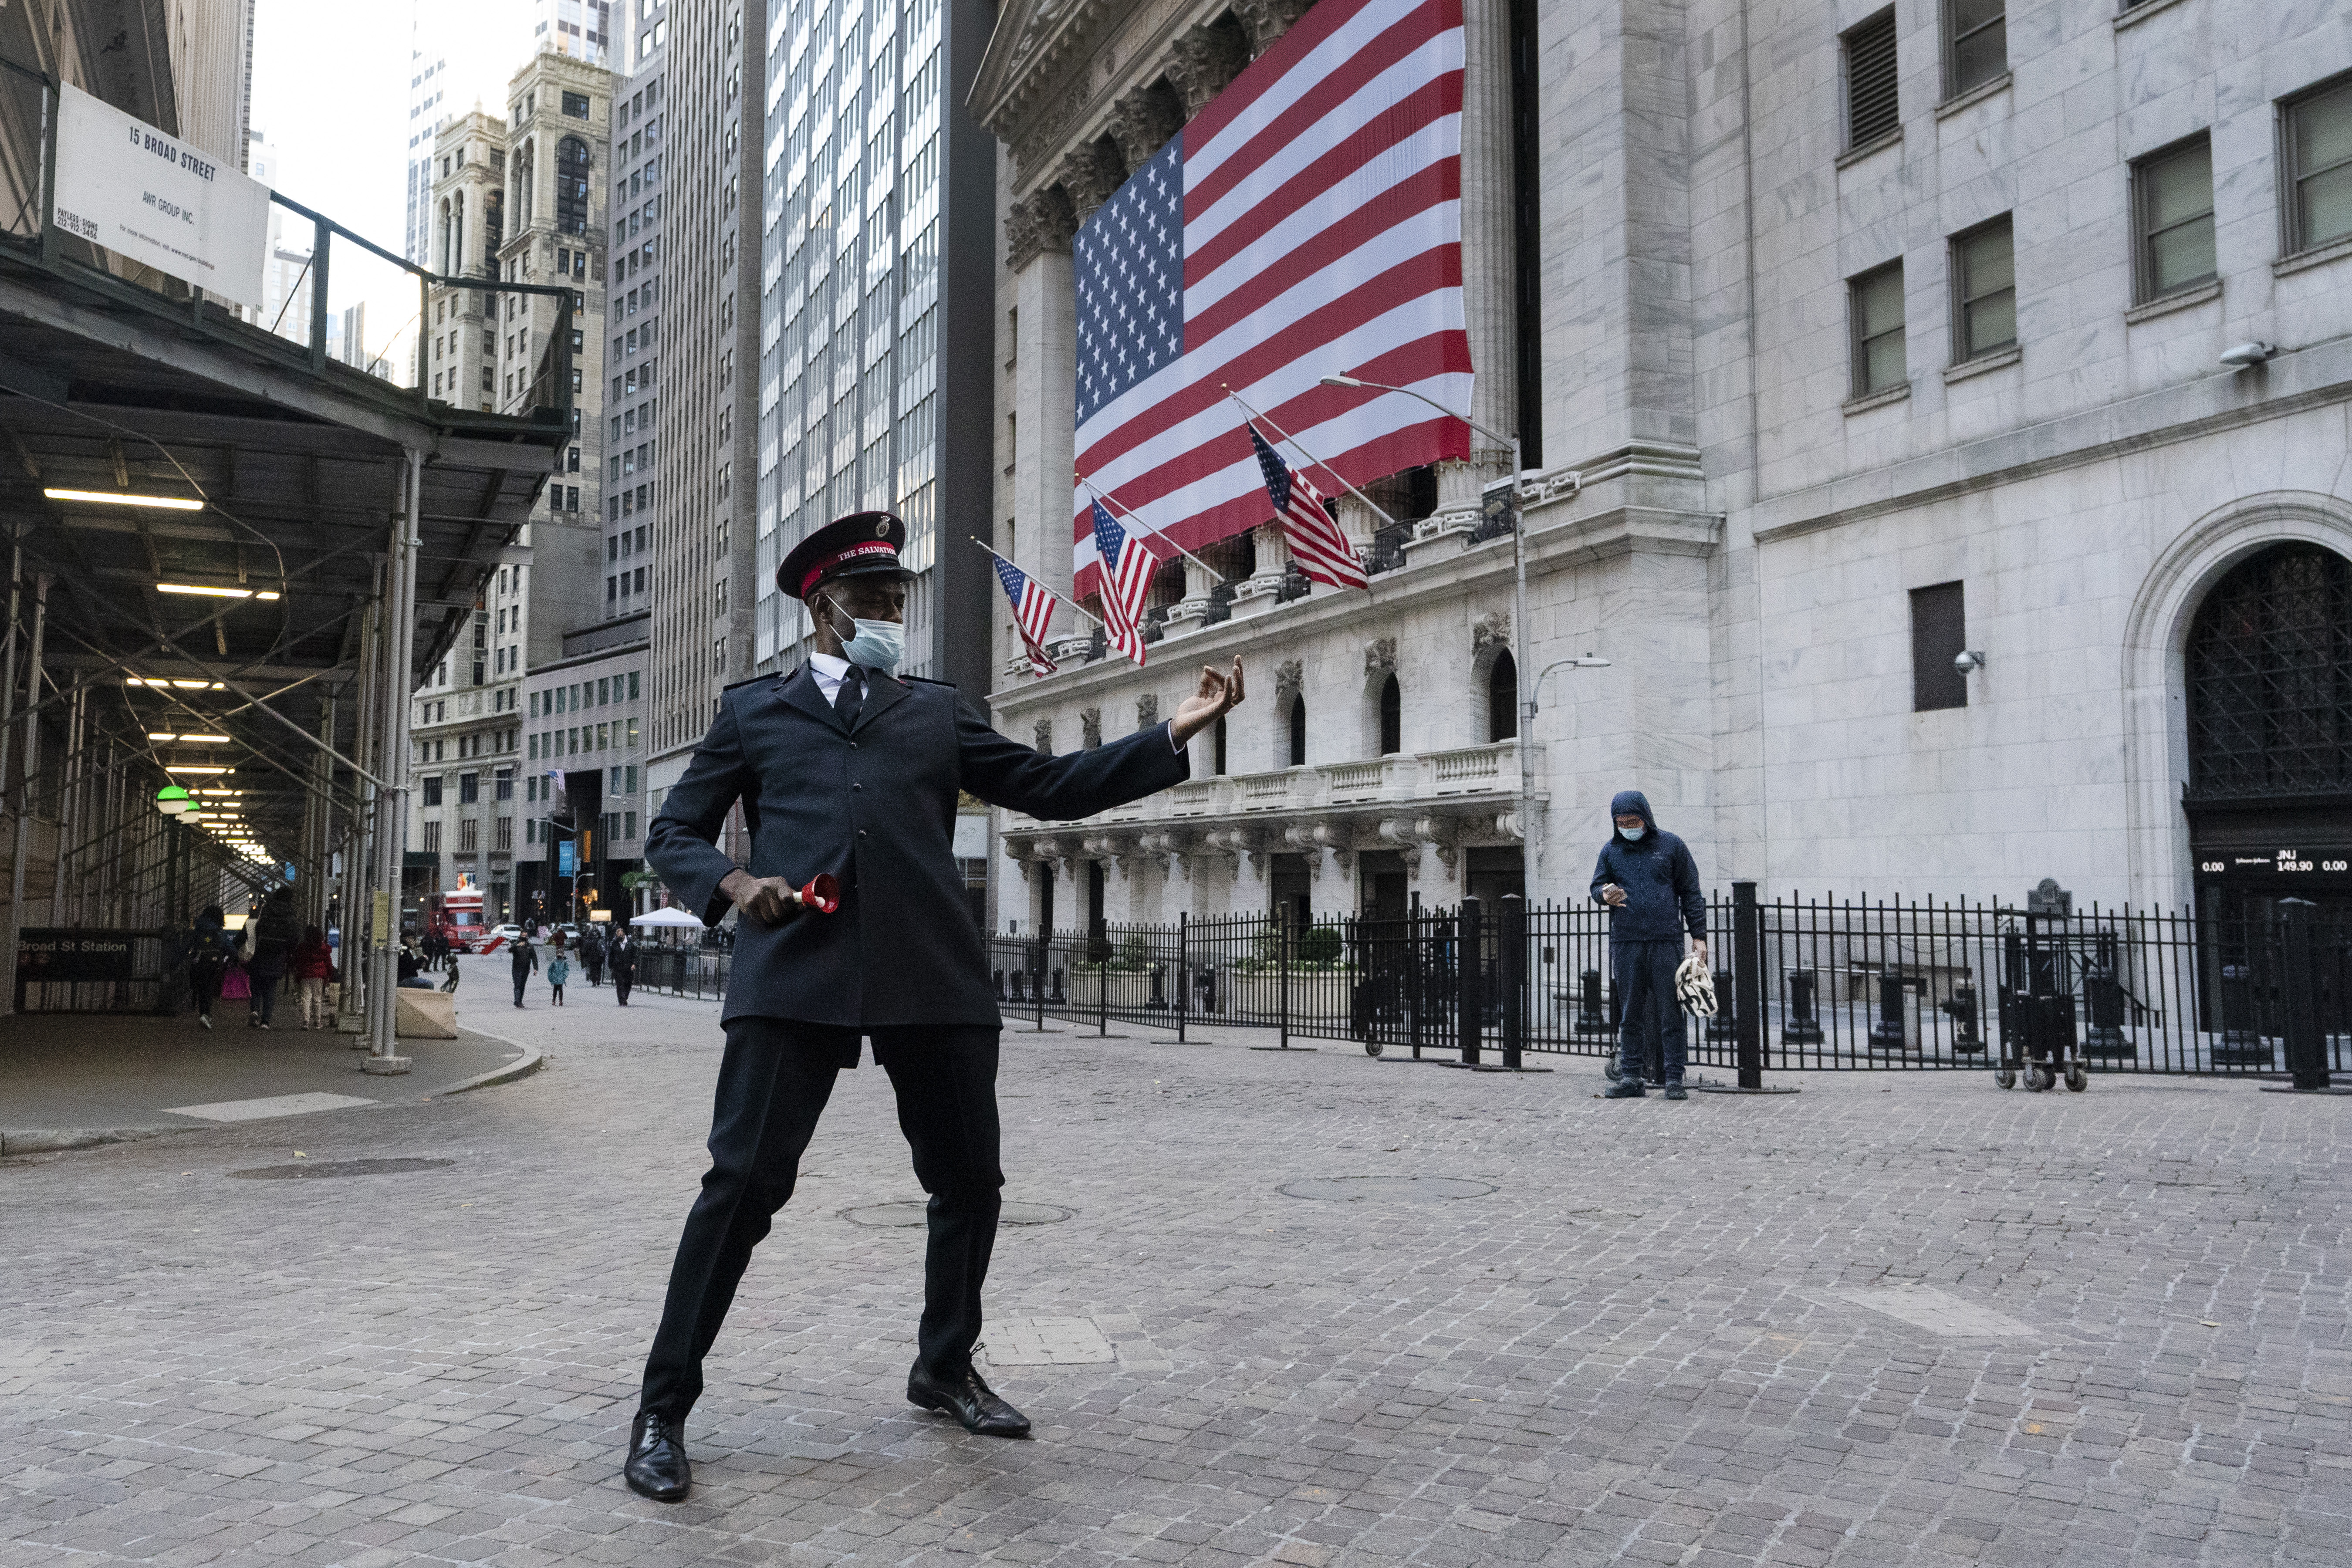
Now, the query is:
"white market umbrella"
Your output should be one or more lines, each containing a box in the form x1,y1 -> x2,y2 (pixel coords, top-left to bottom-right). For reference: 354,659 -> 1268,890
630,906 -> 706,928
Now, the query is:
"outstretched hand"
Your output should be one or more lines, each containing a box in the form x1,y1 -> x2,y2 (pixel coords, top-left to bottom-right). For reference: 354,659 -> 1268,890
1169,657 -> 1245,748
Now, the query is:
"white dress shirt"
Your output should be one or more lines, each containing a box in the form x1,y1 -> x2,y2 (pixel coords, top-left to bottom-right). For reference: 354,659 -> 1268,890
802,649 -> 1187,752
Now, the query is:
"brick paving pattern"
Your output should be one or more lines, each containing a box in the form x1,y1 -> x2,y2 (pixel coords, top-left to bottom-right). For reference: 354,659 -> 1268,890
2,983 -> 2346,1565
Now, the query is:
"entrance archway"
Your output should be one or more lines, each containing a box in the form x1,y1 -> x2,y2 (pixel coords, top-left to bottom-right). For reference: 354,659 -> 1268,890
2183,541 -> 2352,927
2120,493 -> 2352,909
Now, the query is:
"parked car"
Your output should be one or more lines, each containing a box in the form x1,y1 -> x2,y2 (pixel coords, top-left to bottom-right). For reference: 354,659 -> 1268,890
476,923 -> 524,953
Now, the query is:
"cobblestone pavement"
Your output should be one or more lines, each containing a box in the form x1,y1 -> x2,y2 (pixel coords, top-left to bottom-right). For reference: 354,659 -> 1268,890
3,983 -> 2347,1567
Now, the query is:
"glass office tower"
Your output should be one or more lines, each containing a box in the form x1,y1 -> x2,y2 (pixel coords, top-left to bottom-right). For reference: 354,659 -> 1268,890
753,0 -> 994,692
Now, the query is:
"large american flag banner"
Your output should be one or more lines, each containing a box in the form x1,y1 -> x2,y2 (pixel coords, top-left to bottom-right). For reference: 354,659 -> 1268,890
1249,423 -> 1369,591
1071,0 -> 1468,600
1088,500 -> 1155,665
991,555 -> 1061,677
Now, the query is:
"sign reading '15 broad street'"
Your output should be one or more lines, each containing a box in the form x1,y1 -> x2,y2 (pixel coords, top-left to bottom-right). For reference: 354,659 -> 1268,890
51,81 -> 270,311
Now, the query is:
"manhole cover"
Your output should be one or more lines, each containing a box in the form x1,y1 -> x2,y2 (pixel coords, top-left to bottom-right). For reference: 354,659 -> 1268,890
228,1158 -> 456,1180
840,1200 -> 1071,1227
1278,1176 -> 1495,1202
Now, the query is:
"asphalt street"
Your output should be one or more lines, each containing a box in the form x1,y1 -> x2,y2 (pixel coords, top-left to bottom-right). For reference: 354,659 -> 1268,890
1,980 -> 2344,1566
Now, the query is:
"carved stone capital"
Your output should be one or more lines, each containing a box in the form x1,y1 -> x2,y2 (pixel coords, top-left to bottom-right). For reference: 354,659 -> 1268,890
1105,81 -> 1184,174
1274,658 -> 1304,705
1472,610 -> 1511,654
1056,139 -> 1128,227
1167,18 -> 1250,114
1135,693 -> 1159,731
1080,706 -> 1102,750
1004,185 -> 1078,270
1232,0 -> 1314,55
1363,636 -> 1397,676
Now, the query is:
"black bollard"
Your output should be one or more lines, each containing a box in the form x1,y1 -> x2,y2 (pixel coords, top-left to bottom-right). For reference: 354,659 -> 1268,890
2280,899 -> 2330,1091
1868,964 -> 1907,1051
1708,966 -> 1737,1041
1575,967 -> 1611,1036
1782,968 -> 1824,1044
2082,930 -> 2131,1059
1939,982 -> 1984,1053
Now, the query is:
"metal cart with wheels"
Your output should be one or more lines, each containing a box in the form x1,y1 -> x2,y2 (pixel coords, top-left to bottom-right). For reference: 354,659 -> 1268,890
1994,892 -> 2092,1092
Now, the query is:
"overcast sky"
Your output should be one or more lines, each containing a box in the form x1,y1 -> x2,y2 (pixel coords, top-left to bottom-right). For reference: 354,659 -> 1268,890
248,0 -> 531,355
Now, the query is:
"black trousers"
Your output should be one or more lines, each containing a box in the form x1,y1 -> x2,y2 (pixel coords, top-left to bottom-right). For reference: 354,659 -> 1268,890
639,1017 -> 1003,1421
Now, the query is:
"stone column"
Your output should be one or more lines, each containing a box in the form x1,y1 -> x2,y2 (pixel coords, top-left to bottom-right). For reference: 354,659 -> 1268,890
1430,0 -> 1518,525
1162,554 -> 1219,635
1056,142 -> 1127,228
1228,522 -> 1292,618
1006,186 -> 1079,604
1167,19 -> 1250,113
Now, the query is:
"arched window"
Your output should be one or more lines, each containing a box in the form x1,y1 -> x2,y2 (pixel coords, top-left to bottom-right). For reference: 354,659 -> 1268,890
1288,693 -> 1307,767
1487,649 -> 1518,742
556,136 -> 592,235
1378,673 -> 1401,755
2186,544 -> 2352,801
437,197 -> 453,275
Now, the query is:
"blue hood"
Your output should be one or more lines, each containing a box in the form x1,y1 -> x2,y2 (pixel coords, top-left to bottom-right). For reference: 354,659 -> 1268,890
1610,790 -> 1656,838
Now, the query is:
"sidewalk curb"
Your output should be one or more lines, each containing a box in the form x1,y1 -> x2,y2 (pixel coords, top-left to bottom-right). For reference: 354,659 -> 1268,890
427,1028 -> 546,1097
1,1125 -> 183,1157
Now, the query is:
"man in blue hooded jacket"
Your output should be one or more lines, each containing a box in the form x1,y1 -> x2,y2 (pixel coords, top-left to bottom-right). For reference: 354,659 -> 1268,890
1590,790 -> 1706,1099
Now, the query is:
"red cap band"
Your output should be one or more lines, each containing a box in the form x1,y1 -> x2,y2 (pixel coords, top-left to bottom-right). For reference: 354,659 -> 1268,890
798,540 -> 899,598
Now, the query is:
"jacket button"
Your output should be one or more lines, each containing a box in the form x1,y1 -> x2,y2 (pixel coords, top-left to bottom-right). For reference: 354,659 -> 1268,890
852,782 -> 862,791
858,829 -> 867,838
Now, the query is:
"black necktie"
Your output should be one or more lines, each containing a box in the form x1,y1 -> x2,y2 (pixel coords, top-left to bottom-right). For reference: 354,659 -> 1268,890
834,666 -> 865,729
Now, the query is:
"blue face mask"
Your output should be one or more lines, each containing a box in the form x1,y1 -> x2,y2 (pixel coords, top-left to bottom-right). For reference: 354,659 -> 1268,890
1619,824 -> 1646,841
820,596 -> 906,676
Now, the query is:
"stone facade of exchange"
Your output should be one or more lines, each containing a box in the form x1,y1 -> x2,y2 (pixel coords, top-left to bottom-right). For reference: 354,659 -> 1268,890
969,0 -> 2352,933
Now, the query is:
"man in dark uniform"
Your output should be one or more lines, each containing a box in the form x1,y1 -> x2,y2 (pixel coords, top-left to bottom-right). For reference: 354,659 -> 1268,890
624,510 -> 1244,1502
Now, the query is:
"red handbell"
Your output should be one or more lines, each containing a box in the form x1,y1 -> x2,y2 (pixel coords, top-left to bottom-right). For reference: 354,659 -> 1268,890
791,873 -> 840,914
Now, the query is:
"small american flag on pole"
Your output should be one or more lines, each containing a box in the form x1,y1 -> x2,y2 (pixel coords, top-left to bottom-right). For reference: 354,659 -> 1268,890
1088,500 -> 1154,666
1071,0 -> 1467,598
1248,423 -> 1369,591
990,556 -> 1061,678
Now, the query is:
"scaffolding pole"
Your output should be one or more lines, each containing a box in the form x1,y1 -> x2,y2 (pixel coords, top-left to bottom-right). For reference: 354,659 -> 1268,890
363,455 -> 419,1074
1,574 -> 51,1015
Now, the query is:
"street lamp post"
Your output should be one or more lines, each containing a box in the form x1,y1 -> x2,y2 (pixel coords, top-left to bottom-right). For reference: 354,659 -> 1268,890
1321,375 -> 1581,882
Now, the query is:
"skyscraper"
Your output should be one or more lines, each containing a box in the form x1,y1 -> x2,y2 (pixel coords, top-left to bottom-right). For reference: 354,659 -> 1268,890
640,0 -> 760,808
749,0 -> 997,696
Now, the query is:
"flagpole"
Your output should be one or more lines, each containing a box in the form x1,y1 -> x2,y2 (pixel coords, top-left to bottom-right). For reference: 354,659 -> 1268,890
967,537 -> 1107,629
1076,474 -> 1230,582
1221,387 -> 1403,531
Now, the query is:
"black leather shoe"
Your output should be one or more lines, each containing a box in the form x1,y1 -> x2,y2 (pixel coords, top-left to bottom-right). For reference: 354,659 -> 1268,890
1604,1078 -> 1646,1098
908,1362 -> 1033,1438
1663,1080 -> 1688,1101
623,1410 -> 691,1501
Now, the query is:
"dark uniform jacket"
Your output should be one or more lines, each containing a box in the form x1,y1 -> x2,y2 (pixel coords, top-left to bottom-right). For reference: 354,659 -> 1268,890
647,665 -> 1190,1028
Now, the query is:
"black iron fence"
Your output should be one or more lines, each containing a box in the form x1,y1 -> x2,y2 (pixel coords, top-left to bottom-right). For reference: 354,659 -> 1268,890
635,946 -> 732,1002
984,889 -> 2352,1079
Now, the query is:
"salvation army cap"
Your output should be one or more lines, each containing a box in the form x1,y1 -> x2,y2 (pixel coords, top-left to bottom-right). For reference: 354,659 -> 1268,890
776,511 -> 915,602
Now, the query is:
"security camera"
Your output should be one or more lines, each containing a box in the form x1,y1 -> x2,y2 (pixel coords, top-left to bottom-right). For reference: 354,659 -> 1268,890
2219,341 -> 2276,368
1953,650 -> 1985,675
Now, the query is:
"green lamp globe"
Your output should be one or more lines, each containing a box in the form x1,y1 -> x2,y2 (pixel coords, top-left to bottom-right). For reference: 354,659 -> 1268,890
155,784 -> 192,817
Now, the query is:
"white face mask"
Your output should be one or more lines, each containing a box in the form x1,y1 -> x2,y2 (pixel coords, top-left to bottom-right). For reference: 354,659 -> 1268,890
819,595 -> 906,676
1619,824 -> 1646,841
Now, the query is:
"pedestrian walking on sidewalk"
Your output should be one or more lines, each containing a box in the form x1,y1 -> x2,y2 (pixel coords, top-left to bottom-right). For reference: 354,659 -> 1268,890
1592,790 -> 1707,1101
608,933 -> 635,1006
245,888 -> 298,1031
547,952 -> 569,1005
187,906 -> 237,1031
582,929 -> 606,987
621,510 -> 1241,1504
291,925 -> 335,1030
510,936 -> 538,1007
